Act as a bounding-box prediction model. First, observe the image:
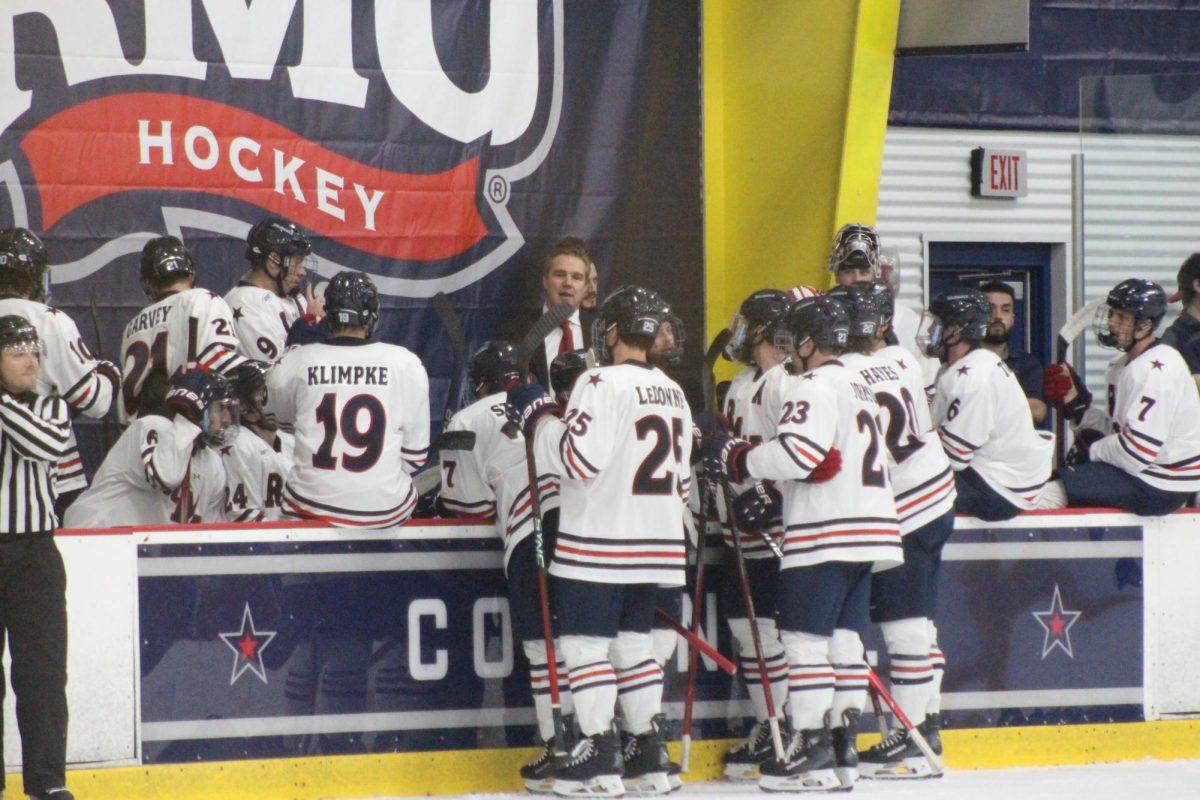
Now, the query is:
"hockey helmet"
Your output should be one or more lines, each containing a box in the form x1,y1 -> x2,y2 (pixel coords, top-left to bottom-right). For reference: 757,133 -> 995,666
325,271 -> 379,336
140,236 -> 195,298
725,289 -> 791,364
1096,278 -> 1168,350
590,285 -> 664,364
826,282 -> 884,342
788,284 -> 821,301
0,228 -> 50,302
775,295 -> 850,362
919,287 -> 990,357
0,314 -> 39,355
645,289 -> 685,367
169,368 -> 240,447
468,340 -> 522,397
226,360 -> 272,427
246,216 -> 312,264
827,223 -> 881,275
550,348 -> 590,400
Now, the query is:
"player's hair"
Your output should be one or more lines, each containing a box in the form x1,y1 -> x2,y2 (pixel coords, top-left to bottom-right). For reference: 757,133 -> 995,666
1177,253 -> 1200,304
976,280 -> 1015,302
541,236 -> 595,278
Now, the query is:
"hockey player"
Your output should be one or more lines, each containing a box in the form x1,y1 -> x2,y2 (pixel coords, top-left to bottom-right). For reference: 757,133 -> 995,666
922,288 -> 1053,520
266,271 -> 429,527
827,282 -> 954,777
64,369 -> 236,528
119,236 -> 246,423
714,289 -> 792,781
698,294 -> 902,792
1041,279 -> 1200,514
506,286 -> 692,797
225,217 -> 321,362
438,340 -> 572,792
222,361 -> 293,522
0,228 -> 120,514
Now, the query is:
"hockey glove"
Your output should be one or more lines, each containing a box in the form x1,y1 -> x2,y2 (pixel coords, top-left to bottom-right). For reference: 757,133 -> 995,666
1066,428 -> 1105,465
164,368 -> 210,425
505,381 -> 561,439
1043,362 -> 1092,424
733,481 -> 782,532
805,446 -> 842,483
696,423 -> 753,485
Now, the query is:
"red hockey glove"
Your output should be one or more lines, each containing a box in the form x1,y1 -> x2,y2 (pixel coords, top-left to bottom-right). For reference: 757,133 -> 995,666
1043,362 -> 1092,423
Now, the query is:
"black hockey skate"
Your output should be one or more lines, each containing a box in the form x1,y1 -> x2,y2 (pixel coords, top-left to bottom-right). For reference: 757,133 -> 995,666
553,731 -> 623,797
758,727 -> 840,793
621,723 -> 672,796
723,718 -> 789,781
857,727 -> 937,779
522,739 -> 558,793
919,713 -> 943,756
830,708 -> 861,789
650,714 -> 683,792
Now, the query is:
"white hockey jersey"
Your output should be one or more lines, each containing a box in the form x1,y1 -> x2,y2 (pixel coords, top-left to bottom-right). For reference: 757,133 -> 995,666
0,297 -> 118,493
745,361 -> 901,571
439,392 -> 561,572
265,338 -> 430,527
225,282 -> 306,362
533,360 -> 693,586
847,347 -> 956,535
223,428 -> 294,522
931,347 -> 1053,509
722,363 -> 788,558
118,288 -> 246,423
1081,341 -> 1200,493
63,414 -> 227,528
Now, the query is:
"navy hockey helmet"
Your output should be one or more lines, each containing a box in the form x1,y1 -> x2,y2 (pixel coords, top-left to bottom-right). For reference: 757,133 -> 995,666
776,295 -> 850,362
551,348 -> 590,399
1096,278 -> 1168,350
827,223 -> 881,275
645,288 -> 685,367
325,271 -> 379,336
170,369 -> 240,447
591,284 -> 664,364
246,216 -> 311,264
468,340 -> 522,397
725,288 -> 791,364
920,287 -> 990,357
0,228 -> 49,302
140,236 -> 195,298
0,314 -> 39,354
825,282 -> 884,342
227,360 -> 272,427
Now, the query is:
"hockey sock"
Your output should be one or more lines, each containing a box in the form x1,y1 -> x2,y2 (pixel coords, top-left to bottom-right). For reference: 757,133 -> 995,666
729,617 -> 788,720
1037,480 -> 1068,509
523,639 -> 573,741
829,628 -> 869,723
611,630 -> 664,735
928,620 -> 945,716
651,624 -> 678,668
561,635 -> 618,737
780,629 -> 834,731
880,617 -> 935,727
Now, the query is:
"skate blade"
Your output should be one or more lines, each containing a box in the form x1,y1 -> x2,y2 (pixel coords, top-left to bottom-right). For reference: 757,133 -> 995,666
758,767 -> 841,792
723,763 -> 760,782
553,774 -> 625,797
859,757 -> 939,780
667,773 -> 683,792
526,775 -> 556,793
622,771 -> 672,796
834,766 -> 858,790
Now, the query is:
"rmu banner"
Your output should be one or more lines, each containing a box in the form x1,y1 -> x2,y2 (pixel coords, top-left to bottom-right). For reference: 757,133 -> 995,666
0,1 -> 703,468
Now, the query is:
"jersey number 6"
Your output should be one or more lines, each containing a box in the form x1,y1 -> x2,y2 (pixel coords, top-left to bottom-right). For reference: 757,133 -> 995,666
313,392 -> 386,473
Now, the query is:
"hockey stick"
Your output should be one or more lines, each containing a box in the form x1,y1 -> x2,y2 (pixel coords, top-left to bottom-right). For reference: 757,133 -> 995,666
651,607 -> 737,675
866,666 -> 945,776
88,296 -> 114,450
702,329 -> 733,413
679,492 -> 709,772
717,477 -> 786,762
1053,298 -> 1105,467
432,292 -> 467,430
434,430 -> 476,451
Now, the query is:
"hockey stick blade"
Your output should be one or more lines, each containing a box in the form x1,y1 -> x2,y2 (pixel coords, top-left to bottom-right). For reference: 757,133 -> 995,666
866,668 -> 945,776
435,430 -> 476,451
517,301 -> 574,379
411,467 -> 440,497
432,292 -> 468,424
1056,297 -> 1106,362
702,328 -> 733,413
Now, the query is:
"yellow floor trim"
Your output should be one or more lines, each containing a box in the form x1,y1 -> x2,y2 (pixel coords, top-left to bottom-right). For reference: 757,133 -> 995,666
8,720 -> 1197,799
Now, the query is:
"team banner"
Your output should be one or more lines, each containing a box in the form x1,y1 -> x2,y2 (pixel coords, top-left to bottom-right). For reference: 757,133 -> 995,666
136,521 -> 1143,764
0,2 -> 703,469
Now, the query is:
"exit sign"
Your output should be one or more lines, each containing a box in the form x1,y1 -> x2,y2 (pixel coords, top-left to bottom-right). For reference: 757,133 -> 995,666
970,147 -> 1027,198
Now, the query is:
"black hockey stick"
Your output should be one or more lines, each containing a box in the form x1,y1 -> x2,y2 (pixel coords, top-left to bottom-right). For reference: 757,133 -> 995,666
702,328 -> 733,414
432,292 -> 467,430
518,301 -> 574,379
88,296 -> 114,450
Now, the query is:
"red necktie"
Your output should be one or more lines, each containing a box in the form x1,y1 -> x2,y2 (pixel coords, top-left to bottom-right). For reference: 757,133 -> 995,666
557,319 -> 574,355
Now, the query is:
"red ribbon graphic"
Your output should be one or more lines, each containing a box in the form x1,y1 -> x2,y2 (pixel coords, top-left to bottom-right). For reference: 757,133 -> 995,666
20,92 -> 489,261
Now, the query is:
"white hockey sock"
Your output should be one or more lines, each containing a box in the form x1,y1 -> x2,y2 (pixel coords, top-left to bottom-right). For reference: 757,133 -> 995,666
1037,479 -> 1068,509
729,617 -> 788,720
780,629 -> 833,731
651,624 -> 678,668
524,639 -> 573,741
561,635 -> 617,737
612,631 -> 663,735
880,617 -> 935,727
829,628 -> 869,725
928,621 -> 945,716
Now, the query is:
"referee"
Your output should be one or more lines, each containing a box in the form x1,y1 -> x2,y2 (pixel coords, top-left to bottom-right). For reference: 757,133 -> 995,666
0,315 -> 74,800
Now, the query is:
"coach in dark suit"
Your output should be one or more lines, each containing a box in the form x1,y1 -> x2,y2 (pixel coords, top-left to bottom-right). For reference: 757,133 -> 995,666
497,237 -> 597,395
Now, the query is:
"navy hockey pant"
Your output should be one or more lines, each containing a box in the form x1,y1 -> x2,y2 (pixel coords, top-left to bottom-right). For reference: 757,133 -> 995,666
1057,462 -> 1192,517
953,467 -> 1021,521
870,509 -> 955,623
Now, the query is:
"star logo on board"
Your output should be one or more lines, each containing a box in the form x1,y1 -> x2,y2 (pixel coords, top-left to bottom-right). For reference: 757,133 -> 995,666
1150,359 -> 1164,370
956,365 -> 971,376
218,604 -> 276,685
587,373 -> 602,386
1032,585 -> 1081,659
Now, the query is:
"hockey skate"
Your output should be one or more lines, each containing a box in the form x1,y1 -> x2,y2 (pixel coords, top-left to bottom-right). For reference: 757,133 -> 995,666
758,727 -> 841,793
620,724 -> 672,796
722,718 -> 789,781
650,715 -> 683,792
522,739 -> 557,793
553,731 -> 624,797
830,708 -> 861,789
919,713 -> 943,756
857,727 -> 937,779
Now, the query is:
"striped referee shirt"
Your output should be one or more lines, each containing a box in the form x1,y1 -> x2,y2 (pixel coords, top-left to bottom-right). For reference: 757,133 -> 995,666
0,392 -> 70,534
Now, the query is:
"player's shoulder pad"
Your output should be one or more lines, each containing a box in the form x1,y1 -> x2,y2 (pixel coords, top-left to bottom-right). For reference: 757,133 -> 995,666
1129,343 -> 1189,383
